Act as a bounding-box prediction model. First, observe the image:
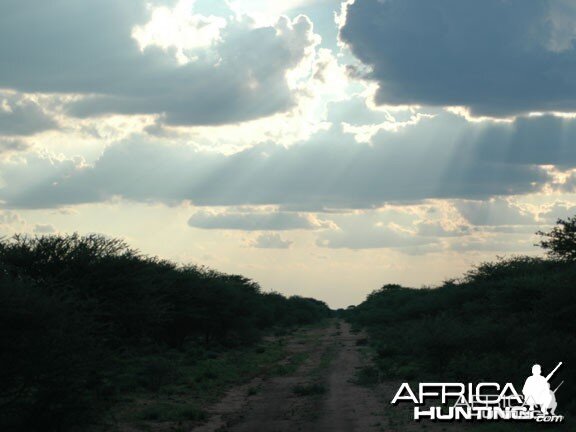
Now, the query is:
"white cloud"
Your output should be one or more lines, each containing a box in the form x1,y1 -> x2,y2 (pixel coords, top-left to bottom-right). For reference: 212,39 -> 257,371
455,198 -> 538,226
188,209 -> 333,231
315,210 -> 438,251
33,223 -> 56,234
450,237 -> 536,254
416,221 -> 471,237
250,232 -> 293,249
540,201 -> 576,223
227,0 -> 315,26
0,210 -> 26,235
132,0 -> 227,63
317,222 -> 437,251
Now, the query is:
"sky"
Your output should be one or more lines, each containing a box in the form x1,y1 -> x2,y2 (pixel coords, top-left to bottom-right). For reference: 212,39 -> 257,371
2,0 -> 576,308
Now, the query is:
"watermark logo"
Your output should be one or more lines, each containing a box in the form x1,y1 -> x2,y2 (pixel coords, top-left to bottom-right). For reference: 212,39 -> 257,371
391,362 -> 564,423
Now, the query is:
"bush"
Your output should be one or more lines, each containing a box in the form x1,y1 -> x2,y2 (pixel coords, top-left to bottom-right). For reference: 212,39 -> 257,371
0,273 -> 105,431
0,233 -> 331,430
346,256 -> 576,419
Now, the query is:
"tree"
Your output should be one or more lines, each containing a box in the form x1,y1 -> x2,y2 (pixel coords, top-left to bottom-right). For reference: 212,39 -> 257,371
537,215 -> 576,261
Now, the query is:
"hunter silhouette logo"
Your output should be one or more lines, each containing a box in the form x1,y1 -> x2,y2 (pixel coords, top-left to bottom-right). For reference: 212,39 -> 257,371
391,362 -> 564,423
522,362 -> 563,415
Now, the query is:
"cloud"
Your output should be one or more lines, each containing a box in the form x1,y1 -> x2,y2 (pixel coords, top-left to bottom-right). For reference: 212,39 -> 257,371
0,112 -> 555,209
0,92 -> 57,136
0,138 -> 29,155
477,225 -> 539,235
33,224 -> 56,234
450,237 -> 536,254
316,222 -> 437,250
558,172 -> 576,192
340,0 -> 576,117
0,153 -> 86,207
473,115 -> 576,168
0,210 -> 25,235
0,211 -> 23,226
188,210 -> 330,230
311,208 -> 440,251
250,232 -> 293,249
455,198 -> 537,226
0,1 -> 319,126
227,0 -> 314,19
540,201 -> 576,223
416,221 -> 471,237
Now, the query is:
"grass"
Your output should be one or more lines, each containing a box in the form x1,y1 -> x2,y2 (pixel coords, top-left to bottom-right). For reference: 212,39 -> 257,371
268,351 -> 309,376
292,322 -> 338,399
318,340 -> 338,371
103,320 -> 335,430
353,365 -> 380,387
104,337 -> 293,429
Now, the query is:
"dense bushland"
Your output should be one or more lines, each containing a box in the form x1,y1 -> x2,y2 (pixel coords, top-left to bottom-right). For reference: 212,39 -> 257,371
0,234 -> 330,431
347,218 -> 576,426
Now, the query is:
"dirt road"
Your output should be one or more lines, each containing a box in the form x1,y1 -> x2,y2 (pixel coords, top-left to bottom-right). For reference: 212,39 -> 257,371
193,320 -> 386,432
96,319 -> 466,432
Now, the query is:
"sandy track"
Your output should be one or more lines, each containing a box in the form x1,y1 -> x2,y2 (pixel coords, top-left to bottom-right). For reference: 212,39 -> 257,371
303,322 -> 384,432
193,320 -> 389,432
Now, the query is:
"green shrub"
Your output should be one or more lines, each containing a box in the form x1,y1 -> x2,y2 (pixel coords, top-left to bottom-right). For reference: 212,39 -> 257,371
0,233 -> 332,430
346,257 -> 576,418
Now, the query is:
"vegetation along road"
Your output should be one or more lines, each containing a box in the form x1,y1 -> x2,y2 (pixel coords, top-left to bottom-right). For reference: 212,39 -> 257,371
3,217 -> 575,431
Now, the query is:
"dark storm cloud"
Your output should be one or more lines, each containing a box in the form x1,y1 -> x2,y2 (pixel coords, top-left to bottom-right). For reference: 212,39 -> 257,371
0,113 -> 555,210
340,0 -> 576,117
0,1 -> 316,126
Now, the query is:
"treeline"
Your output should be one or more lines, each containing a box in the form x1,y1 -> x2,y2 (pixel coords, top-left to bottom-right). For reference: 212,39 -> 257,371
347,218 -> 576,425
0,234 -> 331,431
